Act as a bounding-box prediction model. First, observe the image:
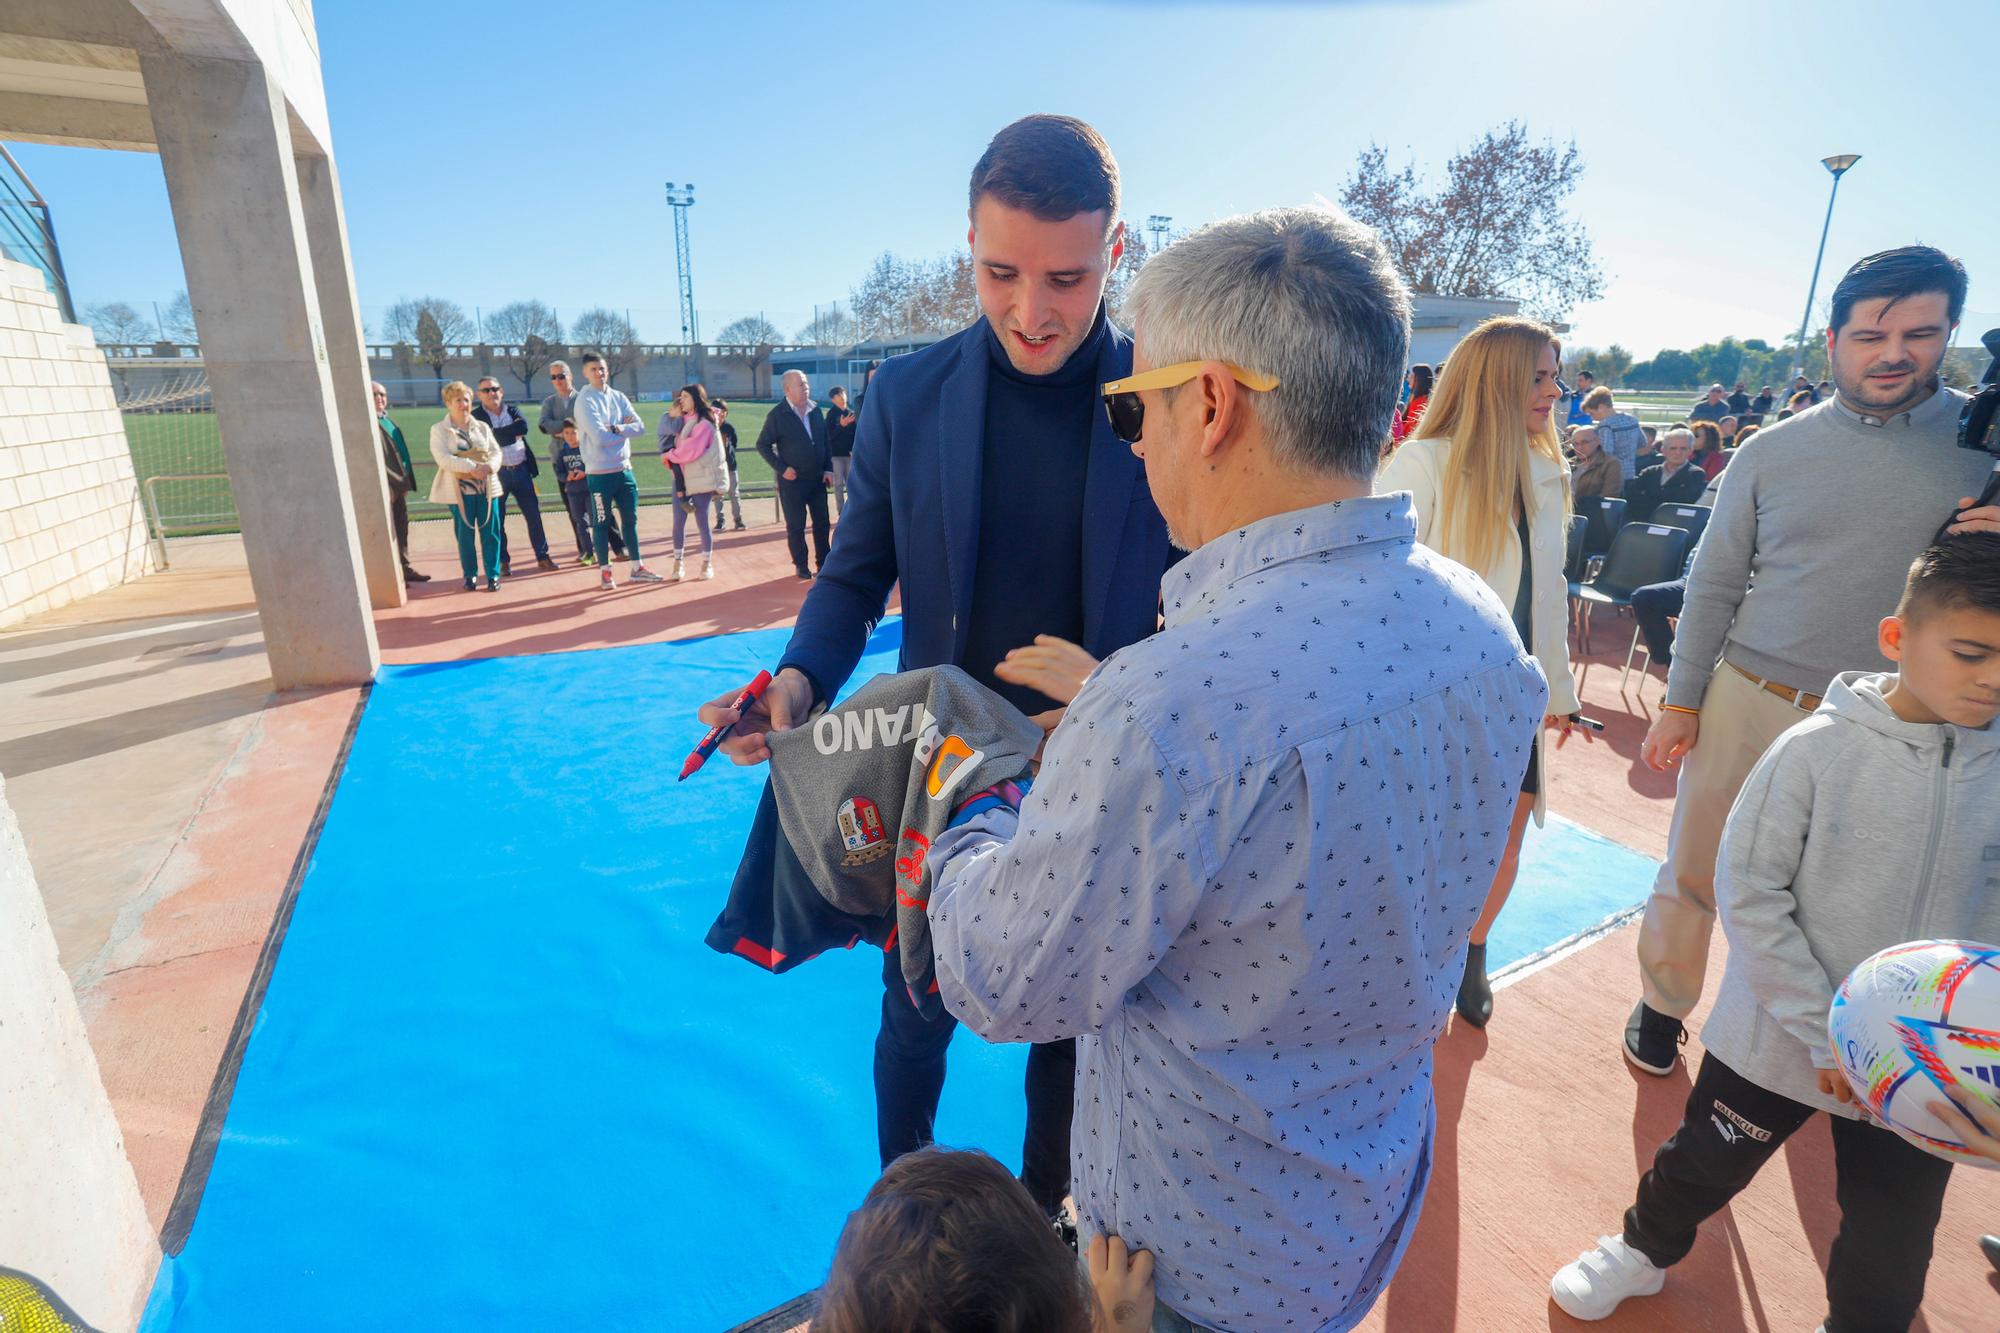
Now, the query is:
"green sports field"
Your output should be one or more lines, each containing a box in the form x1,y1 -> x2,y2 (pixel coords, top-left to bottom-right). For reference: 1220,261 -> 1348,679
125,400 -> 781,536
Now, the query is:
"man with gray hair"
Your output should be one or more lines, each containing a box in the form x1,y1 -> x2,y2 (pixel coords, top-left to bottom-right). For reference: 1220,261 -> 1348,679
373,380 -> 427,582
924,207 -> 1546,1333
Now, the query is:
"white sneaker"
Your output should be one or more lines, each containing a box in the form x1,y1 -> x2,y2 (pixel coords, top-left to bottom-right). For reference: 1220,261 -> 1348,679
701,559 -> 715,580
599,569 -> 616,592
671,555 -> 685,582
1550,1235 -> 1665,1320
629,566 -> 666,584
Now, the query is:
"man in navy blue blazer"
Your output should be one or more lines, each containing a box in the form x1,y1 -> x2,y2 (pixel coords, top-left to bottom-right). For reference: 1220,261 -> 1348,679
699,115 -> 1171,1226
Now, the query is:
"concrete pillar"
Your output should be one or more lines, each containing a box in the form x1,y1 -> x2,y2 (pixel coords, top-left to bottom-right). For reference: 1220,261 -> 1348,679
296,151 -> 404,610
0,774 -> 158,1331
141,51 -> 379,687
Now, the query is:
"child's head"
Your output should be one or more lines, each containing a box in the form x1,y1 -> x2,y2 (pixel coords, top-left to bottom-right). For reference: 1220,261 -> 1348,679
815,1147 -> 1093,1333
561,418 -> 578,443
1881,533 -> 2000,728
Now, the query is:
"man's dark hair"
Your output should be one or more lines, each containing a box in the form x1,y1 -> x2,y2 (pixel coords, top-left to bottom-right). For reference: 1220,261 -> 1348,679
1830,245 -> 1968,335
1899,533 -> 2000,623
968,114 -> 1120,232
579,351 -> 605,368
1577,369 -> 1595,383
815,1147 -> 1094,1333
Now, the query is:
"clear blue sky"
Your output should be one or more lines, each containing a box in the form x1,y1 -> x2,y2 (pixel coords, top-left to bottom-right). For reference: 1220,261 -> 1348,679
13,0 -> 1996,357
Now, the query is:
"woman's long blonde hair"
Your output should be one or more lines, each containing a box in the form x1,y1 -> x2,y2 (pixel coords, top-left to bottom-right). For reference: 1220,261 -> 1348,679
1408,316 -> 1570,571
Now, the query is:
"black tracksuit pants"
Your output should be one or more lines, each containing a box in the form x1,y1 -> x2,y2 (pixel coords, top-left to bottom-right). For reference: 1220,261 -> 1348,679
873,946 -> 1074,1215
1626,1053 -> 1953,1332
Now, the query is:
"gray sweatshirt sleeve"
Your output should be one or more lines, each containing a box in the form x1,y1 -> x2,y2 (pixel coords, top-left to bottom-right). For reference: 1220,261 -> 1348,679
1713,734 -> 1837,1068
1663,454 -> 1757,709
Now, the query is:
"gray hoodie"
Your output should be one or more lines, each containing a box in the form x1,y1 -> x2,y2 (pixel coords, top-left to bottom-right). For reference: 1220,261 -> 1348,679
1596,410 -> 1645,480
1704,671 -> 2000,1117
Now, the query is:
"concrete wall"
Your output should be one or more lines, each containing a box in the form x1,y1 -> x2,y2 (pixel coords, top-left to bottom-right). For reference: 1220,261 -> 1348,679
0,257 -> 151,630
0,771 -> 158,1331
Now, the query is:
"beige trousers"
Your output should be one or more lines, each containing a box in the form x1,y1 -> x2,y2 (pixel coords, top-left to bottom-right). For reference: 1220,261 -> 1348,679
1637,663 -> 1815,1018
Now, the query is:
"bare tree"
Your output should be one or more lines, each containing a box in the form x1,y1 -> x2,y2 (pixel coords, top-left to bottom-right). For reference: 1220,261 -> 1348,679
1339,121 -> 1604,321
570,307 -> 644,389
485,300 -> 565,395
1105,222 -> 1151,327
715,314 -> 783,346
383,295 -> 472,348
380,295 -> 473,388
85,301 -> 152,345
161,290 -> 199,343
850,253 -> 915,340
795,304 -> 859,346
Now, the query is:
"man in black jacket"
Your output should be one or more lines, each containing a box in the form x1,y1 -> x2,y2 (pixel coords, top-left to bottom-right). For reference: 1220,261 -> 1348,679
476,377 -> 558,574
756,369 -> 834,578
1625,428 -> 1710,521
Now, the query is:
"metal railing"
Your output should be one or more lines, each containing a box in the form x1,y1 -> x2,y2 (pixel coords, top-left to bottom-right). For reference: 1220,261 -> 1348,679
0,143 -> 76,324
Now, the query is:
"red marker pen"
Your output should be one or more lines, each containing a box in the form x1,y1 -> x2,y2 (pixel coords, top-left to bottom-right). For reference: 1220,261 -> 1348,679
679,670 -> 773,781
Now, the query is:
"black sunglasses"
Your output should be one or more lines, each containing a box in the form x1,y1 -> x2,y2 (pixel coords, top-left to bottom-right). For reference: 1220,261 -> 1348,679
1100,361 -> 1280,445
479,386 -> 501,393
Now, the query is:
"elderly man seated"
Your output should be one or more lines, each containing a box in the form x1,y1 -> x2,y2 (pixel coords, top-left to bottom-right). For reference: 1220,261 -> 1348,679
921,207 -> 1546,1333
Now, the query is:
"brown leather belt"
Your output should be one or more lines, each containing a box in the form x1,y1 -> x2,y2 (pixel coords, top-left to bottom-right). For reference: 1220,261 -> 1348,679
1727,660 -> 1823,712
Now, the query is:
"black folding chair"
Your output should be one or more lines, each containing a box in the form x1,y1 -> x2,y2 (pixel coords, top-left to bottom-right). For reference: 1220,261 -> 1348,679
1575,523 -> 1692,696
1578,495 -> 1628,558
1650,504 -> 1711,570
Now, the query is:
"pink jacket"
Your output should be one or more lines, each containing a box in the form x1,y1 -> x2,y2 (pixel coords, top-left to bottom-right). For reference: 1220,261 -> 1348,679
666,414 -> 728,493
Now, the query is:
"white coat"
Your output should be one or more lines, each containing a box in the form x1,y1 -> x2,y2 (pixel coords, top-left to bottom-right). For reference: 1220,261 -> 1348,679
428,416 -> 504,506
1377,436 -> 1578,824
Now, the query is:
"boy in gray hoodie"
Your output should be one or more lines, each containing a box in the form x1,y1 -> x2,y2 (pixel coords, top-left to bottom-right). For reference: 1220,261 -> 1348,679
1552,533 -> 2000,1329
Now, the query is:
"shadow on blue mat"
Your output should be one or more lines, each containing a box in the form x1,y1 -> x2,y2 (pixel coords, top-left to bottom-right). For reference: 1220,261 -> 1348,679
142,618 -> 1657,1331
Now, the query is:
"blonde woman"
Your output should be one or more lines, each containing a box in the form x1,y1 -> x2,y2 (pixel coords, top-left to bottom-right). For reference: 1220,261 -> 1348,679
429,380 -> 505,591
1377,316 -> 1589,1027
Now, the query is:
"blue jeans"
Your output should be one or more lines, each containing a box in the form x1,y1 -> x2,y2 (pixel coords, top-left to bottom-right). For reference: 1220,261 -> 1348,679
586,470 -> 641,567
496,462 -> 550,565
451,492 -> 501,584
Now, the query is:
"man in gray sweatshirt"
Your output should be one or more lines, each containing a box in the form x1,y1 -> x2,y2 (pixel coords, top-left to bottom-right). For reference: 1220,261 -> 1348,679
1554,534 -> 2000,1328
1624,245 -> 2000,1075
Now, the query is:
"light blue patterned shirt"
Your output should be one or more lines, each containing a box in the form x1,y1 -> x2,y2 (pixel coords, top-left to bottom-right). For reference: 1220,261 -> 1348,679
928,494 -> 1546,1333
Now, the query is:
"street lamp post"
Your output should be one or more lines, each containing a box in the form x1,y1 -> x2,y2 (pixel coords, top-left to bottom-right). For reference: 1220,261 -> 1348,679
1791,154 -> 1860,379
1147,214 -> 1172,252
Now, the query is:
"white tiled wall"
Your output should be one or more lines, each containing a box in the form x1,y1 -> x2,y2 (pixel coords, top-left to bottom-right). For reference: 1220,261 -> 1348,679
0,259 -> 152,629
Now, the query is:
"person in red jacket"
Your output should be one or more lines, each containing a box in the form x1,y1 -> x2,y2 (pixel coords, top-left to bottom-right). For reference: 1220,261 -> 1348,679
1391,363 -> 1433,442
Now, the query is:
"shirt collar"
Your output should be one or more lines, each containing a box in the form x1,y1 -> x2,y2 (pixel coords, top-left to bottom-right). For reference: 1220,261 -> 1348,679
1162,494 -> 1418,629
1827,378 -> 1939,429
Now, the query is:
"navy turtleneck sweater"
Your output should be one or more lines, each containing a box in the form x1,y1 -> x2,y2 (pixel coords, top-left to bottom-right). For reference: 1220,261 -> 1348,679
961,305 -> 1109,716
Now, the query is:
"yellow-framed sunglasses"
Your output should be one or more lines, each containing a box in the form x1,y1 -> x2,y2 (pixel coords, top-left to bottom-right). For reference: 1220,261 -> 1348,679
1100,361 -> 1280,444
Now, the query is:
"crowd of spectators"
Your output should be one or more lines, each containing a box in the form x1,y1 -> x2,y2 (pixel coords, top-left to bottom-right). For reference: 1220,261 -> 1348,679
373,352 -> 883,592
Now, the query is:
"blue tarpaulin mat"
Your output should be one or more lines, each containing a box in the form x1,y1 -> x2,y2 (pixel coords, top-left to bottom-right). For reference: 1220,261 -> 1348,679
142,619 -> 1658,1330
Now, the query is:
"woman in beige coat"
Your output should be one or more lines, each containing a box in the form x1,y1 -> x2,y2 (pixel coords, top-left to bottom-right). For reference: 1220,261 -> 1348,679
429,380 -> 505,591
1377,317 -> 1592,1028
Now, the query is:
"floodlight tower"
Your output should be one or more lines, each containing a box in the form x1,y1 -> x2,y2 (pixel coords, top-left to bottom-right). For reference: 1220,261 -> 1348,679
665,181 -> 698,382
1147,214 -> 1173,252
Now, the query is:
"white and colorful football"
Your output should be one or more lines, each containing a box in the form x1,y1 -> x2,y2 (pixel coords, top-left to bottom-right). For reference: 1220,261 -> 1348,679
1829,940 -> 2000,1168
